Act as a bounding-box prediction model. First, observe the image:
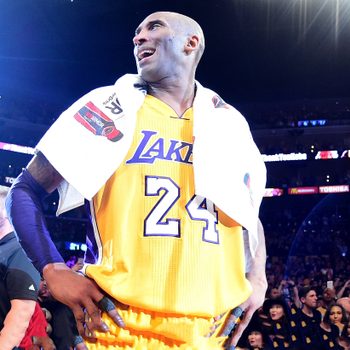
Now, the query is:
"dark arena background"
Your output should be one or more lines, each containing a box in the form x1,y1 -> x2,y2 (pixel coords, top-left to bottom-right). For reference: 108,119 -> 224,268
1,0 -> 350,345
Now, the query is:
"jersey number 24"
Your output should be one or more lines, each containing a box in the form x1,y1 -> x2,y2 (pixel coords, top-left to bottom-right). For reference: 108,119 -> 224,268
144,176 -> 219,244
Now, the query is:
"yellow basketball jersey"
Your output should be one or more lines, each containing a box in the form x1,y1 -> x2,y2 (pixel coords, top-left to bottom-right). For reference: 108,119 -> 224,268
85,95 -> 252,317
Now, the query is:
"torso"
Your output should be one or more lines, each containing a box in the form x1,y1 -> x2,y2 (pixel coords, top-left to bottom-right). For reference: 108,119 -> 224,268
85,95 -> 251,316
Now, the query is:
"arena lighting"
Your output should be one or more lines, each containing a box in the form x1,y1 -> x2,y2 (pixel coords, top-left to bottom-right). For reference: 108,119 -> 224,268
288,187 -> 318,195
4,176 -> 16,185
297,119 -> 326,127
262,152 -> 308,162
341,150 -> 350,158
262,149 -> 350,162
293,0 -> 349,47
65,242 -> 87,252
264,188 -> 283,197
319,185 -> 349,193
315,150 -> 339,159
0,141 -> 35,155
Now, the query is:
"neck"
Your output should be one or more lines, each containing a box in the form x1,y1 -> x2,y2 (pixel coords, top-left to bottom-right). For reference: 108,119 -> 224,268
302,305 -> 314,317
147,75 -> 196,116
0,218 -> 14,240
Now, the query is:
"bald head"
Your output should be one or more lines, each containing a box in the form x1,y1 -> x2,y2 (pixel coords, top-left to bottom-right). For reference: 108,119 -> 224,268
133,11 -> 205,82
338,297 -> 350,315
155,12 -> 205,63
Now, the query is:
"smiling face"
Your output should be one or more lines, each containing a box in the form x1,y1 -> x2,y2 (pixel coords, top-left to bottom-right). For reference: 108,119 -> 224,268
133,12 -> 203,83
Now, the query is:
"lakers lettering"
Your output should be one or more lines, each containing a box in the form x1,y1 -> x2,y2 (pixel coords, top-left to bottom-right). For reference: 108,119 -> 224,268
126,130 -> 193,164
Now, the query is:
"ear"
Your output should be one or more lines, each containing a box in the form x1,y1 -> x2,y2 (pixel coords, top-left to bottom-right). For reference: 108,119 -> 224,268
184,34 -> 199,55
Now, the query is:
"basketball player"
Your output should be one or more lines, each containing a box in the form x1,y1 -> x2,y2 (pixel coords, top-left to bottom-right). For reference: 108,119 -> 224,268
6,12 -> 267,349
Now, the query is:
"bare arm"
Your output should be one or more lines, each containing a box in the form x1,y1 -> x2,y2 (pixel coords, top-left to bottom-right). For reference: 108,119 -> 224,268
291,283 -> 301,308
246,220 -> 268,289
223,220 -> 268,347
8,151 -> 124,336
0,299 -> 36,350
337,280 -> 350,299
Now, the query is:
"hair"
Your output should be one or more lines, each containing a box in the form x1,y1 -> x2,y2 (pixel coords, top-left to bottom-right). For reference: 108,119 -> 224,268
299,286 -> 315,299
263,298 -> 290,323
324,303 -> 348,326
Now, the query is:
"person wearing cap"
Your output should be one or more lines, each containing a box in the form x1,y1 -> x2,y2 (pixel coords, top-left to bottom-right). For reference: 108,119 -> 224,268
262,298 -> 300,349
246,317 -> 273,350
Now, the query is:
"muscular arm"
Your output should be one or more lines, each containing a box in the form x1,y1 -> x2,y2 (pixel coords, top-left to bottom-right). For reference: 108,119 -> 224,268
7,152 -> 124,335
0,299 -> 36,350
224,219 -> 268,347
246,220 -> 268,291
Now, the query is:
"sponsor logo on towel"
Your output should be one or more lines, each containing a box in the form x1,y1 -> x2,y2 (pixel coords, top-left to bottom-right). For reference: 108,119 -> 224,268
74,101 -> 123,142
103,93 -> 124,116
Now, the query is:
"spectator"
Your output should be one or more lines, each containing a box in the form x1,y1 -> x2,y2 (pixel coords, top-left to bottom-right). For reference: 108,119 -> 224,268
18,302 -> 56,350
318,287 -> 337,318
318,304 -> 342,350
292,286 -> 322,349
38,279 -> 87,350
246,320 -> 273,350
0,185 -> 40,350
261,298 -> 299,349
338,298 -> 350,318
325,304 -> 348,336
338,280 -> 350,299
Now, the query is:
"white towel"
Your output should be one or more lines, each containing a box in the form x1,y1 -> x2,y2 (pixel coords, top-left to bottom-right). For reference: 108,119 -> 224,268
37,74 -> 266,256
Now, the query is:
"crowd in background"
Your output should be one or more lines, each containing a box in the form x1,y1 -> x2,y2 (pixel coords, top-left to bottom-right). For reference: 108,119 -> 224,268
239,97 -> 350,130
234,256 -> 350,349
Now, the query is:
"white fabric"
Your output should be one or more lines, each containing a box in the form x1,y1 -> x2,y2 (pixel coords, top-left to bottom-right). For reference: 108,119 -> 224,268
36,74 -> 266,256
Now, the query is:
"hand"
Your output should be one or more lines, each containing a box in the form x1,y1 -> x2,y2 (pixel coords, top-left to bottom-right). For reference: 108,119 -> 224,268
71,257 -> 84,272
43,263 -> 125,336
76,342 -> 89,350
222,269 -> 267,348
32,335 -> 56,350
280,279 -> 287,287
288,280 -> 295,287
71,261 -> 84,272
